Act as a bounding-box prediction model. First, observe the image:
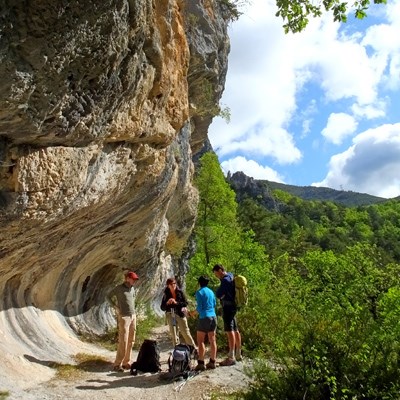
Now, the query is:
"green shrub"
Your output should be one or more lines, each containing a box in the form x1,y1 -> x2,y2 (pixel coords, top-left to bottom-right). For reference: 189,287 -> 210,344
239,244 -> 400,399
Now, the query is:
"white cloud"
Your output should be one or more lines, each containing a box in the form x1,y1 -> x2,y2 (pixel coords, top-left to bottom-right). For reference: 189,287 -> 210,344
217,125 -> 302,164
299,99 -> 317,137
351,101 -> 386,119
313,38 -> 382,105
209,0 -> 302,161
322,113 -> 358,145
208,0 -> 400,197
313,123 -> 400,198
362,20 -> 400,90
221,156 -> 284,182
210,0 -> 390,156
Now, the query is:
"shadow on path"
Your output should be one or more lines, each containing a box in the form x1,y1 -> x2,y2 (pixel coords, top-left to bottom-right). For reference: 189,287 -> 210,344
24,354 -> 53,367
76,372 -> 170,390
24,354 -> 112,373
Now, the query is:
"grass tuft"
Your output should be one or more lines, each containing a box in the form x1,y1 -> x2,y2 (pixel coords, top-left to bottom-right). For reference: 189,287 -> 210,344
48,353 -> 110,380
0,391 -> 10,400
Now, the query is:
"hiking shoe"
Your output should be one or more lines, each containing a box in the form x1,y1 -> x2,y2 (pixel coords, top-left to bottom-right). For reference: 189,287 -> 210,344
113,365 -> 124,372
206,361 -> 216,369
195,363 -> 206,371
219,358 -> 236,367
122,364 -> 131,370
235,354 -> 243,362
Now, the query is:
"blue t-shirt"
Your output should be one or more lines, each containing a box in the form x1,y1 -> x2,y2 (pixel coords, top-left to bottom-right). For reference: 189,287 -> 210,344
196,286 -> 216,319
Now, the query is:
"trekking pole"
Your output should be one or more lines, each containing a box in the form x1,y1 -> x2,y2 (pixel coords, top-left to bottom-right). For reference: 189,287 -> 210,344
174,380 -> 186,392
174,370 -> 200,392
171,309 -> 176,326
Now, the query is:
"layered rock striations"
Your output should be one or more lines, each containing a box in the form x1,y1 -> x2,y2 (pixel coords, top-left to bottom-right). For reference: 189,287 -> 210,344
0,0 -> 230,389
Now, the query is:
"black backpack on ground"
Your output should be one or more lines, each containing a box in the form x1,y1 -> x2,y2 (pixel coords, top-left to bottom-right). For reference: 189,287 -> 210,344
167,343 -> 193,379
130,339 -> 161,375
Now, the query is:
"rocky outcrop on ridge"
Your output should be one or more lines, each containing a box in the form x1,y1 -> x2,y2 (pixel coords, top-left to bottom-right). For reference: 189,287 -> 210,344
227,171 -> 284,211
0,0 -> 230,391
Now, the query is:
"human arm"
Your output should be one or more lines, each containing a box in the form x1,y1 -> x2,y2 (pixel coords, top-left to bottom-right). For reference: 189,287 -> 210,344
175,289 -> 188,309
216,274 -> 235,302
161,288 -> 176,312
106,287 -> 119,312
160,291 -> 168,312
215,284 -> 223,299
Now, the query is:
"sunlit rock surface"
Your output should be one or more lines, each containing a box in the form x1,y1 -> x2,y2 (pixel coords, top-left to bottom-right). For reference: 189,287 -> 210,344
0,0 -> 230,390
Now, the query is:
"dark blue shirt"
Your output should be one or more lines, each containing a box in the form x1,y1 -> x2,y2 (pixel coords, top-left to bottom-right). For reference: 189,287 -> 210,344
216,272 -> 235,303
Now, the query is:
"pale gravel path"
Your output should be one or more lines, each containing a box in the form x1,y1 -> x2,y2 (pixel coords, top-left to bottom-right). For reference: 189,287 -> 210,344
4,325 -> 251,400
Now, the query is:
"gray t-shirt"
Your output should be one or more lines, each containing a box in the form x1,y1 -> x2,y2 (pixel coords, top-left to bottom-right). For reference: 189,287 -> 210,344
107,282 -> 136,316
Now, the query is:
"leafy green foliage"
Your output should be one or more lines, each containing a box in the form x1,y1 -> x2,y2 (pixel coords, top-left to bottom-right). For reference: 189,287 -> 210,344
187,152 -> 271,352
189,152 -> 241,278
238,193 -> 400,263
275,0 -> 387,33
239,245 -> 400,399
188,152 -> 400,399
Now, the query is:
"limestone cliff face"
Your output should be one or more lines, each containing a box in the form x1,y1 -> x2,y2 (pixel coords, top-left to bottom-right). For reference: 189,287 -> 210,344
0,0 -> 230,387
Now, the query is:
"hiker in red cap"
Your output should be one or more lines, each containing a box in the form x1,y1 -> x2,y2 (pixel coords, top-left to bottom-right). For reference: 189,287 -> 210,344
107,270 -> 139,372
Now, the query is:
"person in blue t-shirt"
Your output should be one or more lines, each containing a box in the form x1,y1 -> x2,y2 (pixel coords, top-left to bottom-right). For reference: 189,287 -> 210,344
194,275 -> 217,371
212,264 -> 242,366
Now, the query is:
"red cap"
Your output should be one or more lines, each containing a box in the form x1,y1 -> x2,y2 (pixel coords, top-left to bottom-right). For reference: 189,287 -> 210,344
126,271 -> 139,280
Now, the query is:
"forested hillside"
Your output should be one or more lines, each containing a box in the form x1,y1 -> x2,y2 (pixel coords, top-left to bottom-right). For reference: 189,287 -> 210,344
187,153 -> 400,400
237,188 -> 400,264
228,171 -> 386,207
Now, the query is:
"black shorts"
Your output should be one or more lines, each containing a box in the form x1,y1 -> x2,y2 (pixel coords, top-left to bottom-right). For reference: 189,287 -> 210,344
197,317 -> 217,333
222,305 -> 238,332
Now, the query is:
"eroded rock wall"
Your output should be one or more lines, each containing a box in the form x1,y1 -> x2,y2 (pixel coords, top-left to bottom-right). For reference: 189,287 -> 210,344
0,0 -> 230,389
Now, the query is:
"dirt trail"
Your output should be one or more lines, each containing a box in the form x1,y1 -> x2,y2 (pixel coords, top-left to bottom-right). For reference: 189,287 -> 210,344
5,325 -> 250,400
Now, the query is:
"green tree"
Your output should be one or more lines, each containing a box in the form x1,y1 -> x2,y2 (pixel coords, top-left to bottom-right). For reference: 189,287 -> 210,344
275,0 -> 387,33
241,244 -> 400,399
187,153 -> 271,344
193,152 -> 240,265
187,152 -> 242,295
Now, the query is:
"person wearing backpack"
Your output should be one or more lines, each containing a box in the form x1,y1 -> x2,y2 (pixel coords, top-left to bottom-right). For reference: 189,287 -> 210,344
160,278 -> 197,349
194,275 -> 217,371
107,270 -> 139,372
212,264 -> 242,366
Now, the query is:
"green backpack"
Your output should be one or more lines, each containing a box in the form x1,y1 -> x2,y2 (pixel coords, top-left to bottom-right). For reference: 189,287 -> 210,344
234,274 -> 248,308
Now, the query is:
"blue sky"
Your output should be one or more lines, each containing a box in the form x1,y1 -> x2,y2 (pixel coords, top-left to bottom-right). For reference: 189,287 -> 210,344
208,0 -> 400,199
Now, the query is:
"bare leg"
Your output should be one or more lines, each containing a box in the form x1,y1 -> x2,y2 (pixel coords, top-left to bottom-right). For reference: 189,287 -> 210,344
196,331 -> 206,361
235,330 -> 242,360
207,331 -> 217,360
226,331 -> 236,358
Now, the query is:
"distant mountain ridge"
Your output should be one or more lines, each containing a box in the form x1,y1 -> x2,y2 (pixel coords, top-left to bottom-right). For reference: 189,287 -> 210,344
227,171 -> 387,207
